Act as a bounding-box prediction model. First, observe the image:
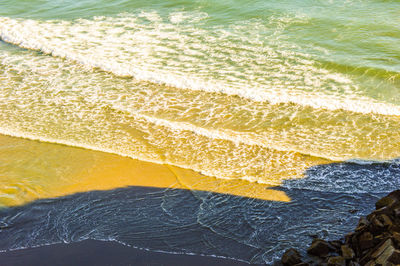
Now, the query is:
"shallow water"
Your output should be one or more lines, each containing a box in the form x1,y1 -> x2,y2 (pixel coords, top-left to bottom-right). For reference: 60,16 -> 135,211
0,0 -> 399,264
1,0 -> 400,183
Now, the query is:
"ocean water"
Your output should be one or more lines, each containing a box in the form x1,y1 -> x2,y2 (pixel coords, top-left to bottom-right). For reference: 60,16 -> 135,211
0,0 -> 399,264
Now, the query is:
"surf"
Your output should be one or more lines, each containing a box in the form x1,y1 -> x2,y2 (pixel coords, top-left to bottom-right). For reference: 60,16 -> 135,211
1,15 -> 399,116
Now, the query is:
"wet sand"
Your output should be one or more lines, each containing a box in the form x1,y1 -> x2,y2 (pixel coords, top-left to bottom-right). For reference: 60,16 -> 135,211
0,239 -> 252,266
0,133 -> 290,208
0,136 -> 397,264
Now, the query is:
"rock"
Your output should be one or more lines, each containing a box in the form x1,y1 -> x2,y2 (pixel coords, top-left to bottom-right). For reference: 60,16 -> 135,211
360,249 -> 374,266
370,215 -> 385,232
389,224 -> 400,233
387,190 -> 400,201
393,205 -> 400,218
281,190 -> 400,266
358,217 -> 369,227
375,246 -> 400,265
351,235 -> 360,254
345,232 -> 355,245
372,233 -> 390,246
355,224 -> 367,233
392,231 -> 400,246
329,240 -> 342,253
359,232 -> 374,251
378,214 -> 393,228
367,207 -> 390,221
307,239 -> 332,257
282,248 -> 302,265
368,237 -> 400,265
369,212 -> 393,234
375,191 -> 400,209
341,245 -> 355,259
326,256 -> 345,266
355,217 -> 370,232
387,250 -> 400,264
371,238 -> 394,259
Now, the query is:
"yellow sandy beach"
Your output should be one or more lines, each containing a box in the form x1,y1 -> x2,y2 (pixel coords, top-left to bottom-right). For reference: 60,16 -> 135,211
0,134 -> 293,207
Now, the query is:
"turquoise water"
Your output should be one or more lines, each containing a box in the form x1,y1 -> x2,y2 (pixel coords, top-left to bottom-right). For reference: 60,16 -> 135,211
2,0 -> 400,106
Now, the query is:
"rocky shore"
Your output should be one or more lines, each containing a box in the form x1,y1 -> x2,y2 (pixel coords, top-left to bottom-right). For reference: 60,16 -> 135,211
281,190 -> 400,266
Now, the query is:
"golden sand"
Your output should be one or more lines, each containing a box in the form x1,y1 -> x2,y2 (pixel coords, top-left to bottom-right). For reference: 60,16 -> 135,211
0,134 -> 295,206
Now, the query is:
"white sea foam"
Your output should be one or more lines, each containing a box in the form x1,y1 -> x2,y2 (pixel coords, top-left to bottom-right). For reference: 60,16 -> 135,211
345,158 -> 391,165
1,40 -> 400,185
0,15 -> 399,116
0,126 -> 295,185
1,13 -> 400,185
115,108 -> 345,161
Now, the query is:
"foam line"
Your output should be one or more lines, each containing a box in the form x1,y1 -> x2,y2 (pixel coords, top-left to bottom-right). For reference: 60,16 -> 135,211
1,16 -> 399,116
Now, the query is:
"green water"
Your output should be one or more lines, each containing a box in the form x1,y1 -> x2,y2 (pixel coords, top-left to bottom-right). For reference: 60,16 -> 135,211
0,0 -> 399,185
0,1 -> 400,264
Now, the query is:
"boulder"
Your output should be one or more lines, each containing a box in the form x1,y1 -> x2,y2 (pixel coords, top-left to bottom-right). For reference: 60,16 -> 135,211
358,217 -> 369,227
387,250 -> 400,264
375,246 -> 400,265
326,256 -> 345,266
387,190 -> 400,200
372,233 -> 390,246
375,191 -> 400,209
392,205 -> 400,218
392,231 -> 400,246
370,215 -> 385,232
375,195 -> 396,209
371,238 -> 394,259
367,207 -> 390,221
368,238 -> 400,265
359,232 -> 374,251
281,248 -> 302,266
389,224 -> 400,233
340,245 -> 355,259
345,232 -> 355,245
378,214 -> 393,229
355,217 -> 370,232
280,190 -> 400,266
307,239 -> 332,257
329,241 -> 342,253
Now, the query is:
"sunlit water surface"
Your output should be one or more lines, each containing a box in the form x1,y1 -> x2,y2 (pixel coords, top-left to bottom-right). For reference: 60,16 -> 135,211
0,0 -> 399,264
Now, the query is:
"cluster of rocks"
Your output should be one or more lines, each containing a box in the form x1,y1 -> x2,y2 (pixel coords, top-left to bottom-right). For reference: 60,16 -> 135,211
281,190 -> 400,266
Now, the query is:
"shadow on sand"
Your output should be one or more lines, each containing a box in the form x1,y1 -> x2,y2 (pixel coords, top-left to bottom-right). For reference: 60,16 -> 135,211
0,160 -> 399,264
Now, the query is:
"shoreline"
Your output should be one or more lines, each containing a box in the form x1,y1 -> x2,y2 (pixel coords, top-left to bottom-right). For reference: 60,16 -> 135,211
0,239 -> 252,266
281,190 -> 400,265
1,133 -> 398,264
0,133 -> 290,207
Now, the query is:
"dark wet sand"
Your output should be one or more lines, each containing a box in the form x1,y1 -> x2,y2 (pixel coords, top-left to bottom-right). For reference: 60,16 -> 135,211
0,239 -> 251,266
